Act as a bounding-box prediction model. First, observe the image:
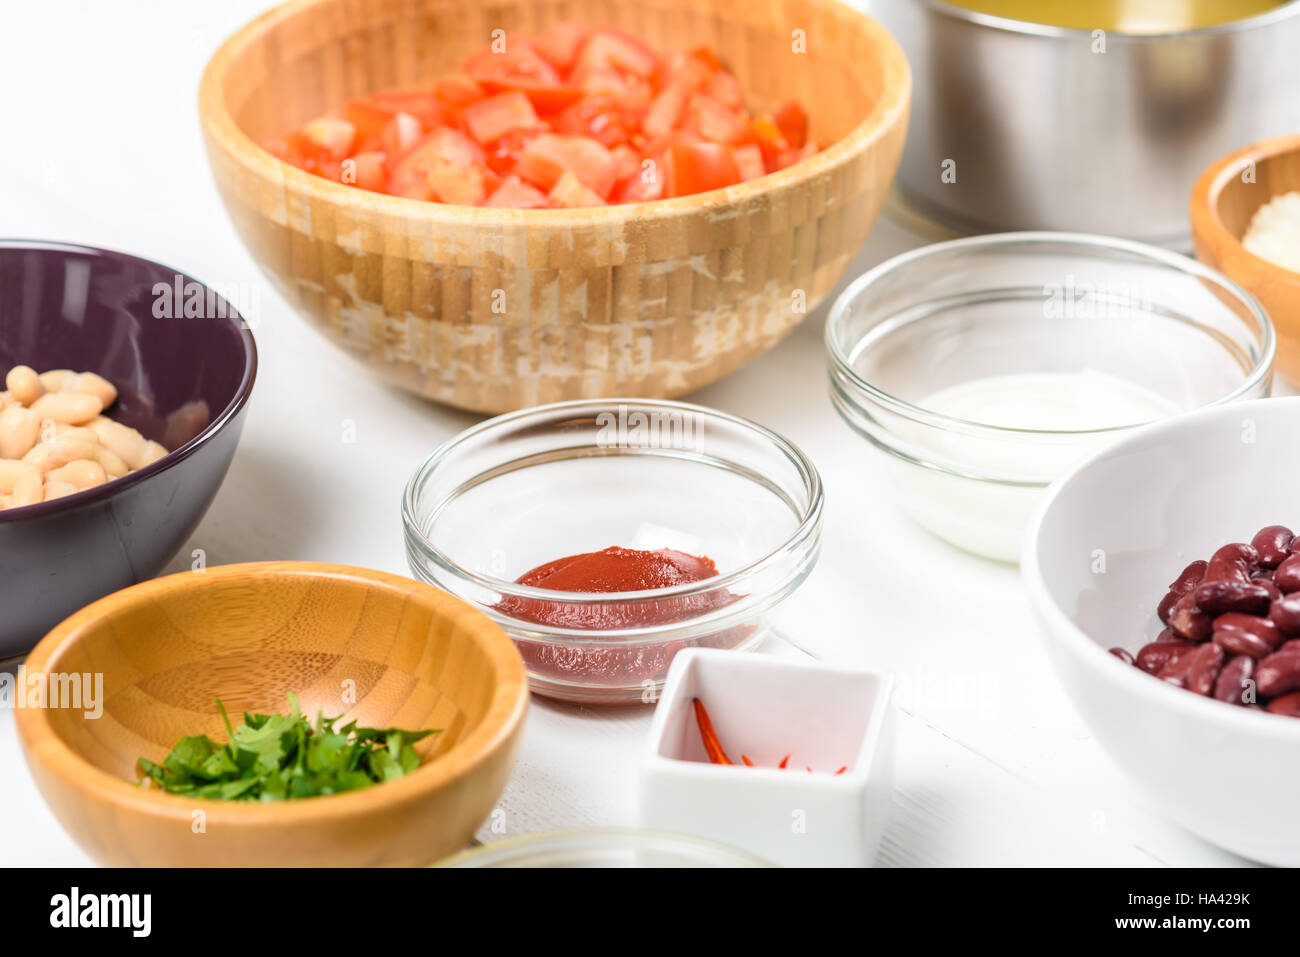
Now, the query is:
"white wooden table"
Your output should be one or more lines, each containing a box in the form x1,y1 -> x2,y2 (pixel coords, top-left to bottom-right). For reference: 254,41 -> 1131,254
0,0 -> 1251,867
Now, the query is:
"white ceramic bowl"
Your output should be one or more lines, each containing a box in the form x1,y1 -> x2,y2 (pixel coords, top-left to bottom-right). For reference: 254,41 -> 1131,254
1023,396 -> 1300,866
639,648 -> 895,867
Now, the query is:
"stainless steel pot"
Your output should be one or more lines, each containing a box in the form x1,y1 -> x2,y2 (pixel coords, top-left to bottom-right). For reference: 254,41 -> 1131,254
869,0 -> 1300,246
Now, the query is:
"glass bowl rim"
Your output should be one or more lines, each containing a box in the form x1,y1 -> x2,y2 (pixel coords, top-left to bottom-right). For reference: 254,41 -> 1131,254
432,827 -> 774,867
824,230 -> 1276,438
401,397 -> 824,605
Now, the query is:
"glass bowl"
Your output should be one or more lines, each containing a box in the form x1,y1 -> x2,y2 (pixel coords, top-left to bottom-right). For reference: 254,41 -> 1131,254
826,232 -> 1274,563
434,829 -> 772,867
402,399 -> 823,704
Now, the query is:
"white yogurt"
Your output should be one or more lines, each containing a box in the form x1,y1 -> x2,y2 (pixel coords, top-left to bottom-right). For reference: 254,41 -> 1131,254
891,371 -> 1182,562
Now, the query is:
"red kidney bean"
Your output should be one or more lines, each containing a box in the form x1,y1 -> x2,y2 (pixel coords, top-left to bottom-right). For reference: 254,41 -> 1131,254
1254,648 -> 1300,698
1156,590 -> 1179,623
1131,529 -> 1300,717
1193,580 -> 1273,616
1158,560 -> 1209,622
1256,578 -> 1282,600
1137,639 -> 1195,675
1212,612 -> 1283,659
1166,641 -> 1224,695
1274,554 -> 1300,594
1251,525 -> 1294,569
1213,655 -> 1255,705
1203,543 -> 1257,584
1169,559 -> 1208,595
1269,594 -> 1300,637
1265,691 -> 1300,717
1167,590 -> 1212,642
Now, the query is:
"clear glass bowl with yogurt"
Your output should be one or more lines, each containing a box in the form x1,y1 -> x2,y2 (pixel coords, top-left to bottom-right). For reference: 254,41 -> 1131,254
826,232 -> 1275,562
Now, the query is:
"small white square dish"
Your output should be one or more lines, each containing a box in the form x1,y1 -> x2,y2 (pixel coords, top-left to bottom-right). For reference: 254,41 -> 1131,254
639,648 -> 895,867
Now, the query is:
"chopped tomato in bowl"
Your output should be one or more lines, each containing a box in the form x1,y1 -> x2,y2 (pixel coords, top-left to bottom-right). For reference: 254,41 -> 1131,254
264,22 -> 820,208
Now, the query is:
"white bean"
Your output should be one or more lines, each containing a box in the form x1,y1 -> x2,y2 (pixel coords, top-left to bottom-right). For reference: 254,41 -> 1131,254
63,371 -> 117,407
24,437 -> 97,473
27,391 -> 103,425
88,417 -> 148,470
5,365 -> 43,405
42,480 -> 77,500
0,405 -> 41,459
47,460 -> 106,490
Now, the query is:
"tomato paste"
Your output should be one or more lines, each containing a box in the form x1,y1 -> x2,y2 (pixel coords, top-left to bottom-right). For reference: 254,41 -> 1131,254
497,545 -> 748,684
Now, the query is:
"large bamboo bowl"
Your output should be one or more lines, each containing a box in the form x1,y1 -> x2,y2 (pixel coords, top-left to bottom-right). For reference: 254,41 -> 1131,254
199,0 -> 910,413
1192,135 -> 1300,385
16,562 -> 528,867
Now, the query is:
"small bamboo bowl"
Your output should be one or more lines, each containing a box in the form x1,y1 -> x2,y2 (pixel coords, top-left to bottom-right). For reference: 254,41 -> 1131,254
1191,134 -> 1300,384
16,562 -> 528,867
198,0 -> 910,413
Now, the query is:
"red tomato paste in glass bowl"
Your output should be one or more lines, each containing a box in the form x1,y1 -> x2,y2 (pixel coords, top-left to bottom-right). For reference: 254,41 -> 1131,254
498,546 -> 749,686
402,400 -> 823,704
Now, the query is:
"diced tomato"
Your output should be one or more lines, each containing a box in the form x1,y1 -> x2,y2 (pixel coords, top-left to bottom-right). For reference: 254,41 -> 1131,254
775,140 -> 819,170
516,133 -> 618,198
533,21 -> 592,73
341,150 -> 388,191
486,176 -> 552,209
345,99 -> 397,141
704,71 -> 743,110
428,161 -> 489,205
367,88 -> 443,125
555,96 -> 629,148
732,143 -> 765,181
568,66 -> 654,117
548,170 -> 606,207
573,27 -> 660,79
462,38 -> 581,113
463,91 -> 544,145
302,118 -> 357,160
389,128 -> 486,199
610,144 -> 640,182
613,160 -> 665,202
664,142 -> 739,196
642,85 -> 688,138
263,23 -> 817,207
772,100 -> 808,149
639,127 -> 702,159
484,127 -> 546,175
641,57 -> 711,138
380,112 -> 424,160
433,74 -> 485,119
686,94 -> 747,144
746,112 -> 789,167
685,45 -> 724,73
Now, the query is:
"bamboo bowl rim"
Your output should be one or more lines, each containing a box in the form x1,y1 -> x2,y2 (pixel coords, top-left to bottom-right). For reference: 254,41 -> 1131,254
16,561 -> 529,827
1190,133 -> 1300,291
197,0 -> 912,228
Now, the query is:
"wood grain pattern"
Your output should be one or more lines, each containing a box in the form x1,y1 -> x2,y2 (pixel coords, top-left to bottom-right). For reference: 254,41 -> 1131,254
14,562 -> 528,867
198,0 -> 911,412
1191,134 -> 1300,384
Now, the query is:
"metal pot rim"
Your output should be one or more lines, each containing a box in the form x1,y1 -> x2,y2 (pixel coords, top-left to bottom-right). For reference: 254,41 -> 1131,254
917,0 -> 1300,39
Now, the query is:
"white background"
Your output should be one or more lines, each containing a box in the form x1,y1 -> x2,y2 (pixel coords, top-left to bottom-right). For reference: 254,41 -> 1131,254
0,0 -> 1251,866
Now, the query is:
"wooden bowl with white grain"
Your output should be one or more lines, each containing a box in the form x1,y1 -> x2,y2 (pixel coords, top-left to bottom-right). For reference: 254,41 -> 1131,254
198,0 -> 910,413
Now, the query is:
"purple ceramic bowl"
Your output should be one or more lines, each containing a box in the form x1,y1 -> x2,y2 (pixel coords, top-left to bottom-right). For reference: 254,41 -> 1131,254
0,240 -> 256,660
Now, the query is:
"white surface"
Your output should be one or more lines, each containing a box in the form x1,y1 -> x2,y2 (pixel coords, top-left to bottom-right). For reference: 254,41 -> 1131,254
0,0 -> 1254,867
1025,396 -> 1300,867
640,649 -> 894,867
